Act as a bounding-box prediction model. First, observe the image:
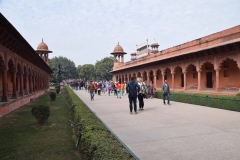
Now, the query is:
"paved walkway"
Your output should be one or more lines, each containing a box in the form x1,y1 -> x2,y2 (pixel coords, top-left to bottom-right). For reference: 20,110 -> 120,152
73,89 -> 240,160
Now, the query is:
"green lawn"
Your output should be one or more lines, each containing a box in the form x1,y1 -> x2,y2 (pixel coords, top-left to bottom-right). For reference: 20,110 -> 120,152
49,86 -> 55,90
0,90 -> 80,160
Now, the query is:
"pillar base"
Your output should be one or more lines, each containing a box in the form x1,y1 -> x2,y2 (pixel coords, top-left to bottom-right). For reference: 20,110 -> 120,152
19,92 -> 24,97
24,91 -> 29,95
11,94 -> 18,99
1,96 -> 8,102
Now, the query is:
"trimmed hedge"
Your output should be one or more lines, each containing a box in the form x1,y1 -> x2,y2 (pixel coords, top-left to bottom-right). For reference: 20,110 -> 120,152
50,92 -> 57,101
154,91 -> 240,112
31,105 -> 50,125
65,86 -> 133,160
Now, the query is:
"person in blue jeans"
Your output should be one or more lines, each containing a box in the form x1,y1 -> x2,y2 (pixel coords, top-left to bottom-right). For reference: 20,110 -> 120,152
88,81 -> 95,101
126,77 -> 140,115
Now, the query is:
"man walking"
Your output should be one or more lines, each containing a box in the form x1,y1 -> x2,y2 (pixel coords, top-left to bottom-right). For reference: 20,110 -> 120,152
126,77 -> 140,115
162,80 -> 170,105
88,81 -> 95,101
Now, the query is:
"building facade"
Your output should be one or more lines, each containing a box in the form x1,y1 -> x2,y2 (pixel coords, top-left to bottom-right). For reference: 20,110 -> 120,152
111,25 -> 240,95
0,13 -> 53,117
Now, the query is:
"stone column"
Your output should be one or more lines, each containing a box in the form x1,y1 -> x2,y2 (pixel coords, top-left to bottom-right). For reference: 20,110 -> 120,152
147,73 -> 150,84
171,71 -> 175,90
122,55 -> 124,63
238,66 -> 240,93
19,71 -> 24,96
153,72 -> 157,88
29,74 -> 32,93
197,69 -> 201,91
215,68 -> 220,92
12,72 -> 17,99
25,73 -> 29,95
162,72 -> 165,90
183,71 -> 187,91
33,76 -> 35,92
1,67 -> 8,102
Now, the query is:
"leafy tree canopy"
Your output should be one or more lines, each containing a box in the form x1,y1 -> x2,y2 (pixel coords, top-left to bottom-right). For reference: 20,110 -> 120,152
76,56 -> 114,81
94,57 -> 114,80
77,64 -> 95,80
49,56 -> 77,82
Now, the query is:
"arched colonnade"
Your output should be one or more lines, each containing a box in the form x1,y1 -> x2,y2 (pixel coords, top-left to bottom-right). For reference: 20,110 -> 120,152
114,57 -> 240,92
0,54 -> 49,102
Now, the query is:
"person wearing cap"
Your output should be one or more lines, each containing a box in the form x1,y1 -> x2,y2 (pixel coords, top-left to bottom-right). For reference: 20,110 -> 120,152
126,77 -> 140,115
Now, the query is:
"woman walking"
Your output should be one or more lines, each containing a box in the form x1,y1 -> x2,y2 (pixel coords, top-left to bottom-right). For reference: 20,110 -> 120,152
138,78 -> 146,110
98,82 -> 102,95
107,83 -> 112,96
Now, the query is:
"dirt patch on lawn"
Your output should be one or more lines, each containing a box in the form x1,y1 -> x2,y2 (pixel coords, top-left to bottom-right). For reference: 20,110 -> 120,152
32,123 -> 55,130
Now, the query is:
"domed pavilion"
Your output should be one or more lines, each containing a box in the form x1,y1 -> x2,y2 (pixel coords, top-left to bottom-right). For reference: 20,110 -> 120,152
35,39 -> 52,64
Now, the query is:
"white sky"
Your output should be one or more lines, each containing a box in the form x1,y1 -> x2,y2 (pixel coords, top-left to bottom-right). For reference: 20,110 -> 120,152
0,0 -> 240,66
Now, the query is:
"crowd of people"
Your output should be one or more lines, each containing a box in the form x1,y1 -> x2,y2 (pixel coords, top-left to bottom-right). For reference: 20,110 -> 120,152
68,77 -> 171,115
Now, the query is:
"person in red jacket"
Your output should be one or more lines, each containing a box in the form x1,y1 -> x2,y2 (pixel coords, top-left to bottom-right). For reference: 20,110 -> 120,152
116,82 -> 122,99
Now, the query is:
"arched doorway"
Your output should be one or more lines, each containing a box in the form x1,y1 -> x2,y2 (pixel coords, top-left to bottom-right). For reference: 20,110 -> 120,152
0,55 -> 5,101
200,62 -> 215,89
164,68 -> 172,88
137,72 -> 141,79
174,66 -> 183,89
219,58 -> 240,91
156,69 -> 162,87
149,70 -> 153,84
142,71 -> 147,81
186,64 -> 198,89
8,59 -> 17,99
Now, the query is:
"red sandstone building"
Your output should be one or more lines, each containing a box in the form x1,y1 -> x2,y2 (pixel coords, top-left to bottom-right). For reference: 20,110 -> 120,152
0,13 -> 53,117
111,25 -> 240,95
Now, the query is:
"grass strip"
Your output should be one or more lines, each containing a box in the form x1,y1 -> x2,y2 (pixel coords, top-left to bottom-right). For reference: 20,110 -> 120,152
65,86 -> 134,160
0,90 -> 79,160
154,91 -> 240,112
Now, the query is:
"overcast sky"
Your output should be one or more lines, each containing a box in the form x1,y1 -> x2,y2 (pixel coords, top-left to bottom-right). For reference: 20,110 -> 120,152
0,0 -> 240,66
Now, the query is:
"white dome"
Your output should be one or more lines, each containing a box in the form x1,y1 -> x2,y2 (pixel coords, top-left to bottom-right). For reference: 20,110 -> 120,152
151,39 -> 158,45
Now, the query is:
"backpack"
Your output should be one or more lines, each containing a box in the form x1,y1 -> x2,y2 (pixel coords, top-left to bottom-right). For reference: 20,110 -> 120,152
141,83 -> 146,95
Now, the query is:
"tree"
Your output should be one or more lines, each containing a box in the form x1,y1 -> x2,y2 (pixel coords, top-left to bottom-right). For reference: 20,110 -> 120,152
77,64 -> 95,80
49,56 -> 77,82
76,65 -> 81,79
95,57 -> 114,81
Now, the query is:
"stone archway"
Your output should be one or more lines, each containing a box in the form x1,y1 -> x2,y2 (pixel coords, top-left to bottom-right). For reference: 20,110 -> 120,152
8,59 -> 17,99
164,67 -> 172,88
0,55 -> 7,101
200,61 -> 215,89
219,58 -> 240,91
133,73 -> 136,80
23,66 -> 27,94
137,72 -> 141,79
142,71 -> 147,82
173,66 -> 183,89
17,63 -> 24,96
128,73 -> 131,81
125,74 -> 128,82
186,64 -> 198,90
156,69 -> 162,87
149,70 -> 153,84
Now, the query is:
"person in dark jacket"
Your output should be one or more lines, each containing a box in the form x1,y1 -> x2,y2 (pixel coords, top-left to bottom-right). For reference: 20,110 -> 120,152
162,80 -> 171,105
126,77 -> 140,115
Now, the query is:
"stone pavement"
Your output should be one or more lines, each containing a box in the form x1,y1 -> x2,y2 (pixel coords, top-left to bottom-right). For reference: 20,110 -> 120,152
73,89 -> 240,160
